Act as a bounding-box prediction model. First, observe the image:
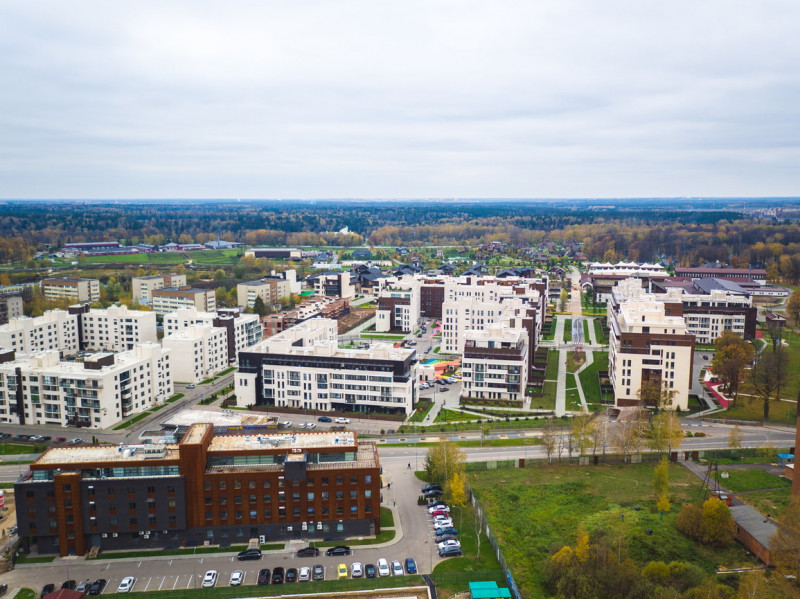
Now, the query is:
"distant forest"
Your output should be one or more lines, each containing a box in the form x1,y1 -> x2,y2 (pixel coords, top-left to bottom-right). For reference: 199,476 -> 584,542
2,199 -> 800,279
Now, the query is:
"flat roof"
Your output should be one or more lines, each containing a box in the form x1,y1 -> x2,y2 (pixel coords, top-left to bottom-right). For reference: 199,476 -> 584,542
208,431 -> 357,452
34,443 -> 180,466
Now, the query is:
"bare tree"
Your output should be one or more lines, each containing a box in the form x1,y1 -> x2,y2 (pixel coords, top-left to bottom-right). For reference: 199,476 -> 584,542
542,419 -> 558,464
751,349 -> 788,419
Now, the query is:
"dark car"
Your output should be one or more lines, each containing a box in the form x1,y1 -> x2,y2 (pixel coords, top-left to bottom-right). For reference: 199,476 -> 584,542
317,416 -> 332,423
257,569 -> 271,585
285,568 -> 298,583
421,483 -> 442,493
88,580 -> 106,595
439,545 -> 463,557
297,546 -> 320,558
424,489 -> 444,498
40,584 -> 55,599
60,581 -> 76,591
312,564 -> 324,581
365,564 -> 376,578
435,526 -> 458,536
237,548 -> 262,561
271,567 -> 285,584
437,533 -> 459,543
326,545 -> 351,557
405,558 -> 417,574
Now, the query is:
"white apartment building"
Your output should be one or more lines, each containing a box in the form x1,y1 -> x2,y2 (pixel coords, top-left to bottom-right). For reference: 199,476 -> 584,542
163,307 -> 262,363
441,278 -> 545,354
461,325 -> 528,402
237,277 -> 291,310
150,287 -> 216,316
0,295 -> 24,325
0,343 -> 172,428
608,297 -> 695,411
375,279 -> 421,333
312,272 -> 356,300
236,319 -> 417,416
162,325 -> 229,384
42,277 -> 100,303
131,273 -> 187,304
77,304 -> 158,352
0,310 -> 79,356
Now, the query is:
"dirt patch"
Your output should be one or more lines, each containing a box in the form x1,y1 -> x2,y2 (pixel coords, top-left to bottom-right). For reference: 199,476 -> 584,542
338,307 -> 374,334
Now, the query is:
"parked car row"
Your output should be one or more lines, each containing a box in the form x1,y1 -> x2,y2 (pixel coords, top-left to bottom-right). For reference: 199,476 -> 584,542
42,579 -> 108,597
422,484 -> 463,558
0,433 -> 82,444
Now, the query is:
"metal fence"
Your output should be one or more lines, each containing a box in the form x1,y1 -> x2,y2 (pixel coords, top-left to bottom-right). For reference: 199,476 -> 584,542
468,494 -> 521,599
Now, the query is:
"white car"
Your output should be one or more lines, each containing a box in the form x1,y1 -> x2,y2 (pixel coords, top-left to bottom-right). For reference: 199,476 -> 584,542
433,514 -> 452,522
283,420 -> 292,427
307,422 -> 317,429
377,558 -> 391,576
202,570 -> 218,587
229,571 -> 244,586
428,505 -> 449,513
335,417 -> 351,424
438,539 -> 461,550
434,519 -> 454,529
117,577 -> 135,593
299,423 -> 307,429
298,566 -> 311,582
391,560 -> 404,576
351,562 -> 363,578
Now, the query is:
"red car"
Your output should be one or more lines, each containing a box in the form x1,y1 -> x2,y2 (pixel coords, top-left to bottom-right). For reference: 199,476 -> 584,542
431,510 -> 449,518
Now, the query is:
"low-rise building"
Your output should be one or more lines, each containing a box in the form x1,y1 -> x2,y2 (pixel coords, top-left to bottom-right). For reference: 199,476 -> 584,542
14,423 -> 381,556
375,282 -> 421,333
261,297 -> 349,338
151,287 -> 216,316
132,274 -> 187,305
237,273 -> 294,309
0,310 -> 79,356
0,343 -> 172,428
42,277 -> 100,303
310,272 -> 355,300
237,319 -> 417,416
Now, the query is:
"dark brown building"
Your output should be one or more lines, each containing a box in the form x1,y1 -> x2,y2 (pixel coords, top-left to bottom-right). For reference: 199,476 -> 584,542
15,424 -> 381,556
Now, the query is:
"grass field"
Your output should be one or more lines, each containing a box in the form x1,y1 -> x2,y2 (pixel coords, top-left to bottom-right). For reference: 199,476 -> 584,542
470,463 -> 759,598
714,468 -> 792,492
544,350 -> 559,380
741,488 -> 794,518
578,351 -> 609,405
563,318 -> 572,342
593,319 -> 609,344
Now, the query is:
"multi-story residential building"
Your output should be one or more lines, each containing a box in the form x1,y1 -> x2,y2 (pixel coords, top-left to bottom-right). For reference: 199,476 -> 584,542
163,307 -> 262,364
131,274 -> 188,305
0,343 -> 172,428
69,304 -> 158,352
14,423 -> 381,556
237,276 -> 292,310
608,296 -> 694,410
0,295 -> 24,325
0,310 -> 79,356
42,277 -> 100,303
245,248 -> 303,260
611,278 -> 757,345
674,266 -> 767,284
461,325 -> 528,402
310,272 -> 355,300
375,281 -> 421,333
162,325 -> 229,384
151,287 -> 216,316
237,319 -> 417,416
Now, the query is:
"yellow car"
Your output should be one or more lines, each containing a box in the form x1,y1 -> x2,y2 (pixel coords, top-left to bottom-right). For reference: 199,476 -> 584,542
337,564 -> 348,579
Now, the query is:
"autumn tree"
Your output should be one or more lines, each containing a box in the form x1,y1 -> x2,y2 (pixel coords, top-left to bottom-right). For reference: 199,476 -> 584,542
252,296 -> 269,317
648,411 -> 684,455
751,348 -> 788,419
542,419 -> 559,464
678,497 -> 735,547
727,425 -> 742,451
559,289 -> 568,312
787,289 -> 800,325
637,379 -> 677,411
570,413 -> 595,456
653,458 -> 671,512
424,440 -> 465,484
771,500 -> 800,582
710,332 -> 754,406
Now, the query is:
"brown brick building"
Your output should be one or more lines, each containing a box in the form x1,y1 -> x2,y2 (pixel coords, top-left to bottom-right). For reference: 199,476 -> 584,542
15,424 -> 381,556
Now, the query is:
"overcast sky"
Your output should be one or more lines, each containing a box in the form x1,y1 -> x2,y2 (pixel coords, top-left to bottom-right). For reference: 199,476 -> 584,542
1,1 -> 799,199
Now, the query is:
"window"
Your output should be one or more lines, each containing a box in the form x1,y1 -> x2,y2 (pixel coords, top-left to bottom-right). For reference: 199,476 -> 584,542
218,481 -> 227,490
336,477 -> 343,485
336,491 -> 344,500
248,480 -> 256,489
364,475 -> 372,484
307,492 -> 315,501
263,494 -> 272,502
350,490 -> 357,499
321,491 -> 329,500
365,490 -> 372,498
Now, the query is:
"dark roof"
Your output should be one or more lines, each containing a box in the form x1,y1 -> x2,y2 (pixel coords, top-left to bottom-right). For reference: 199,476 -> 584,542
730,504 -> 778,549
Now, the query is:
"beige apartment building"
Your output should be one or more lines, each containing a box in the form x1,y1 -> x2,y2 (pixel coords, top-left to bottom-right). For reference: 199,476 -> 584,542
132,273 -> 187,304
42,277 -> 100,303
151,287 -> 216,316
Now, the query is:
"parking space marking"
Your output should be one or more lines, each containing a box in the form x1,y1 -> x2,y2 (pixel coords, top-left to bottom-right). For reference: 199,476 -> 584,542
142,577 -> 152,591
185,575 -> 193,589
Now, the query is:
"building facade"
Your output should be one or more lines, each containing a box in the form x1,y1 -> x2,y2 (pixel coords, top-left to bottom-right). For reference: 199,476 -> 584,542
236,319 -> 417,416
131,274 -> 187,305
460,325 -> 528,402
162,325 -> 229,384
151,287 -> 216,316
163,307 -> 262,364
14,423 -> 381,556
42,277 -> 100,303
70,304 -> 158,352
0,343 -> 172,427
237,277 -> 291,310
0,310 -> 79,356
0,295 -> 24,325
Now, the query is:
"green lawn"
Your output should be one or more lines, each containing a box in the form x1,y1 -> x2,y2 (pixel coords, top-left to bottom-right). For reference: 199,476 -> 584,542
380,506 -> 395,528
593,319 -> 609,344
740,488 -> 794,518
408,398 -> 434,423
578,351 -> 609,404
0,443 -> 48,455
431,501 -> 503,577
721,394 -> 797,424
563,318 -> 572,342
528,392 -> 556,411
92,544 -> 284,560
544,350 -> 560,380
582,319 -> 590,342
187,249 -> 242,264
471,463 -> 759,598
714,468 -> 792,492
